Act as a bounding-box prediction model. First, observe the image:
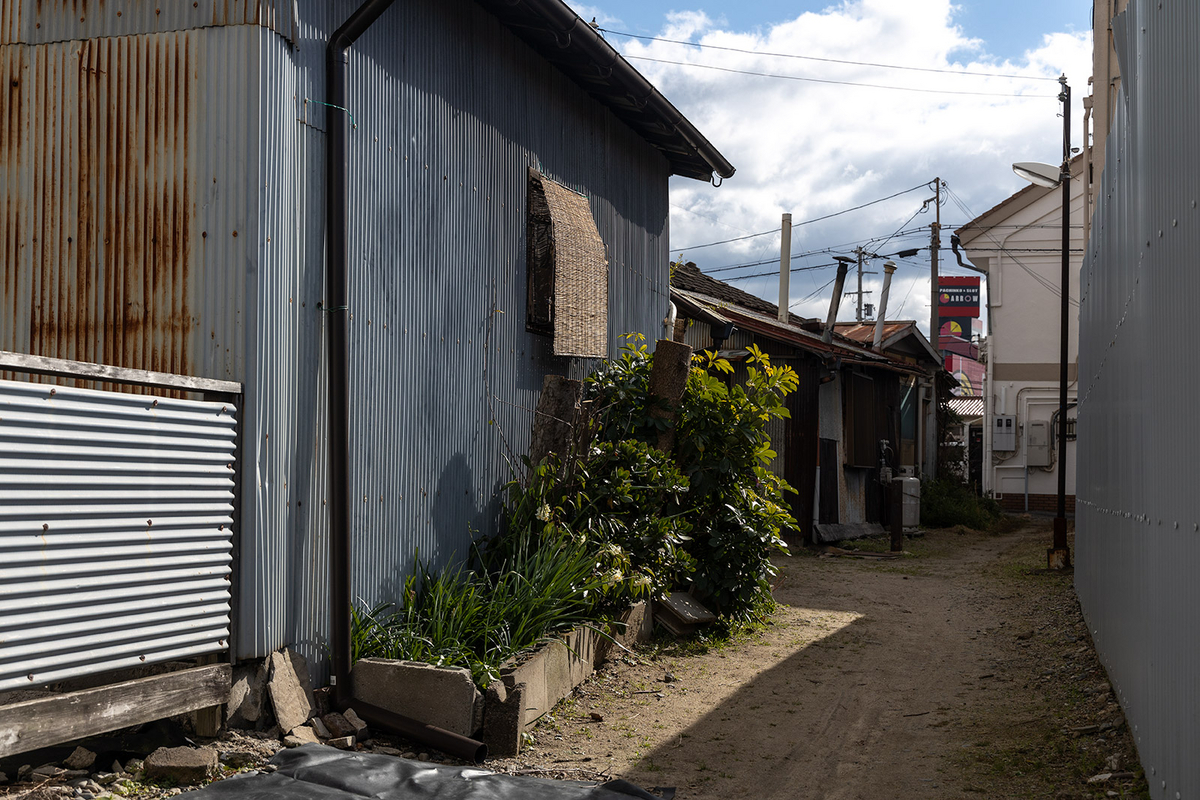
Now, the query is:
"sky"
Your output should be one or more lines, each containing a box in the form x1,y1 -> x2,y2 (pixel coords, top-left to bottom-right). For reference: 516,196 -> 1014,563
566,0 -> 1094,335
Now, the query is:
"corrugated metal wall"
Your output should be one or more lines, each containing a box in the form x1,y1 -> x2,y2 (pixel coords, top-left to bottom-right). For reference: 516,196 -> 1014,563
0,1 -> 295,46
1076,2 -> 1200,797
0,26 -> 257,385
1,0 -> 676,680
0,378 -> 236,691
242,0 -> 672,672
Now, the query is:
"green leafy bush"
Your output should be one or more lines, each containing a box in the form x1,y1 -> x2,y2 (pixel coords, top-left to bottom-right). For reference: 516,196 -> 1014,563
920,477 -> 1003,530
672,346 -> 796,618
583,341 -> 798,619
496,439 -> 695,605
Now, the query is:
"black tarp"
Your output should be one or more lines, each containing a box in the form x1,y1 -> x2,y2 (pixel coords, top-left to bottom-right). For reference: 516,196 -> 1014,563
189,745 -> 672,800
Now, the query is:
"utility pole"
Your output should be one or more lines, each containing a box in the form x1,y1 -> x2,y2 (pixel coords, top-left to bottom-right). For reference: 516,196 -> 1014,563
930,178 -> 942,364
778,213 -> 792,323
855,247 -> 864,322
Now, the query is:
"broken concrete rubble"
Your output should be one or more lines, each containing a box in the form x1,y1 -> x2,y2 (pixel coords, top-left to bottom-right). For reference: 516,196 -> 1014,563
143,746 -> 218,784
267,650 -> 313,734
320,712 -> 357,740
226,661 -> 268,728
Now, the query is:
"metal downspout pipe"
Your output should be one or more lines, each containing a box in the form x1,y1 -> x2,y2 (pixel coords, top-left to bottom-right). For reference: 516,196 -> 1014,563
325,1 -> 487,763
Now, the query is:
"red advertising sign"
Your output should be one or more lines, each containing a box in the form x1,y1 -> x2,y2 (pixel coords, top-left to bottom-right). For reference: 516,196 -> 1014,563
938,276 -> 981,317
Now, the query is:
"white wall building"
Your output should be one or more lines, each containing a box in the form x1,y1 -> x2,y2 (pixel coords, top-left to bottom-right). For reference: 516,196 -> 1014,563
955,158 -> 1085,513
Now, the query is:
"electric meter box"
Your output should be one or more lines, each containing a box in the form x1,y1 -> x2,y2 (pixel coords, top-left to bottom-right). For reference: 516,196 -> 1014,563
1026,420 -> 1052,467
993,415 -> 1016,451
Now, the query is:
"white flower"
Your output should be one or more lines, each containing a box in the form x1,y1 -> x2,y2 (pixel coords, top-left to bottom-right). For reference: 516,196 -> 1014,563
536,503 -> 551,522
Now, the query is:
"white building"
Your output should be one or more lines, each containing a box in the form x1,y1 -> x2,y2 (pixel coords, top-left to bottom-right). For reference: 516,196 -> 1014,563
954,158 -> 1085,513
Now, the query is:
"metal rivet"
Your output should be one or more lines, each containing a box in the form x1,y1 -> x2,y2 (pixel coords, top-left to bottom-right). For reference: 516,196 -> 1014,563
49,388 -> 56,396
147,519 -> 153,527
42,523 -> 49,531
28,674 -> 34,681
152,398 -> 158,406
140,655 -> 146,661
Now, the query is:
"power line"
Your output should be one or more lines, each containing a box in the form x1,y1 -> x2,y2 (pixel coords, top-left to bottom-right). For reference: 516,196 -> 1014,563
600,29 -> 1062,83
623,55 -> 1057,98
943,183 -> 1079,307
673,228 -> 781,251
674,181 -> 932,252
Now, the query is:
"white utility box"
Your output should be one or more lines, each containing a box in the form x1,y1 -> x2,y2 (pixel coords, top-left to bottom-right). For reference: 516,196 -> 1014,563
993,415 -> 1016,451
1026,420 -> 1052,467
900,476 -> 921,528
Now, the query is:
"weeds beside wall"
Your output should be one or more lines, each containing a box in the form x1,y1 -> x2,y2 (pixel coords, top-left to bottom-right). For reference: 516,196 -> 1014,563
351,338 -> 799,687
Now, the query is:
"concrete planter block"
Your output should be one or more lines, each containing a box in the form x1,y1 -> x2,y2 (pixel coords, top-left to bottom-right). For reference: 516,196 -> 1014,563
500,607 -> 654,733
351,659 -> 483,737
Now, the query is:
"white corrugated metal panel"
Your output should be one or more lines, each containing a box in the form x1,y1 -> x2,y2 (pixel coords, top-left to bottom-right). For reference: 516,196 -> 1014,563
0,378 -> 236,691
0,0 -> 296,46
1076,2 -> 1200,797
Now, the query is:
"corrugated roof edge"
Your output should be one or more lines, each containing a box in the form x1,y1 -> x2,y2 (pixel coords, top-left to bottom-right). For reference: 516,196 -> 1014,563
473,0 -> 735,182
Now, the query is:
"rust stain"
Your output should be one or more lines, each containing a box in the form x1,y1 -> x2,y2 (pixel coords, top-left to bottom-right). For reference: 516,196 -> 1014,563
4,33 -> 196,395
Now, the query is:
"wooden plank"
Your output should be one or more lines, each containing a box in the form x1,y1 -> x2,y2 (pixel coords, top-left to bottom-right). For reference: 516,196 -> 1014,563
0,350 -> 242,395
0,664 -> 231,757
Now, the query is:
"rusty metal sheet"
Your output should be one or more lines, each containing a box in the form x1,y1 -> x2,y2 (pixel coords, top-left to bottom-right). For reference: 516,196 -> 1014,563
0,28 -> 253,388
0,1 -> 296,46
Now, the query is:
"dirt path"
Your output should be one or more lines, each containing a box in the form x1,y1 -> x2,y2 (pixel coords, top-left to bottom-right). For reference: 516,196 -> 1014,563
493,524 -> 1148,799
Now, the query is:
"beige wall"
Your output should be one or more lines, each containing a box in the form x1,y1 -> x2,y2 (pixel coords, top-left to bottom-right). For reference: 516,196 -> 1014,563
957,163 -> 1085,503
1091,0 -> 1130,185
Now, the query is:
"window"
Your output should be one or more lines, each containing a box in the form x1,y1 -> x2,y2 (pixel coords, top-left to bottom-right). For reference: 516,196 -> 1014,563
843,371 -> 877,468
526,168 -> 609,358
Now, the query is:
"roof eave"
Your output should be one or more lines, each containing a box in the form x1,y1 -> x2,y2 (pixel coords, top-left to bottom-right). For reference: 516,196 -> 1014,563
474,0 -> 735,182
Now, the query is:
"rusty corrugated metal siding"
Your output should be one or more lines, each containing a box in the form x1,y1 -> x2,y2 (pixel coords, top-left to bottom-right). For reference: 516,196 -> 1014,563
1076,2 -> 1200,796
0,1 -> 295,45
0,27 -> 255,386
2,0 -> 682,681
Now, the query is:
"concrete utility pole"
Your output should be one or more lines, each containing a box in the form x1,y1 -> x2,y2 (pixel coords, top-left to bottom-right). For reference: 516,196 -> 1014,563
930,178 -> 941,363
856,247 -> 864,322
778,213 -> 792,323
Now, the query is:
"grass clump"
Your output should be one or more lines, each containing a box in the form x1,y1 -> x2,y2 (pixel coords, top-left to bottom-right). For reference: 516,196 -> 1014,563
350,527 -> 609,688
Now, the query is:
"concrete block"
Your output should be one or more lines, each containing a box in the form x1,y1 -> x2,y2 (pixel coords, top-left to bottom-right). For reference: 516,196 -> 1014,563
501,654 -> 546,729
482,682 -> 524,759
143,747 -> 217,784
351,659 -> 483,738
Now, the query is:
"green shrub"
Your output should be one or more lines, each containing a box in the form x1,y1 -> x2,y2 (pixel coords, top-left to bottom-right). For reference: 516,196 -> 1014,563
920,477 -> 1002,530
496,439 -> 695,605
672,346 -> 796,618
583,341 -> 797,619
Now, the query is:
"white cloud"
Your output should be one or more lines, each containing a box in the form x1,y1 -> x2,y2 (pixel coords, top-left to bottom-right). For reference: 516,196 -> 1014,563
616,0 -> 1092,332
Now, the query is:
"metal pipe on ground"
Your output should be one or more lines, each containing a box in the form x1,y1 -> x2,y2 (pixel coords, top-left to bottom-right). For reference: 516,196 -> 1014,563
345,699 -> 488,765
